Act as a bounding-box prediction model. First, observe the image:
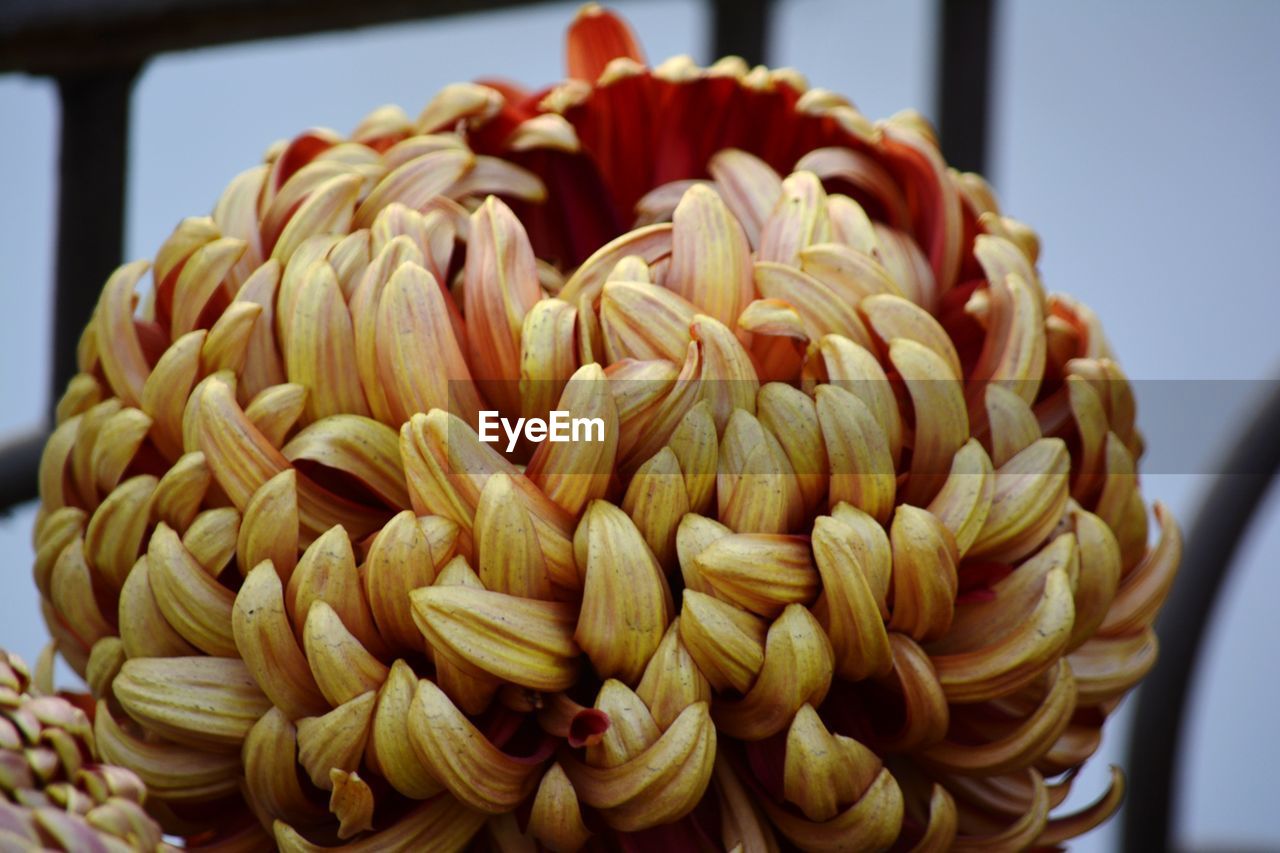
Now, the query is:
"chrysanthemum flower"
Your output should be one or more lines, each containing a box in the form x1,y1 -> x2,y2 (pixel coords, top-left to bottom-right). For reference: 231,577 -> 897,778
32,4 -> 1180,850
0,648 -> 169,851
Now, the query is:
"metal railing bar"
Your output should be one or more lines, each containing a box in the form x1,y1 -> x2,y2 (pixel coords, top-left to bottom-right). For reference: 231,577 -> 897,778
51,67 -> 140,419
0,431 -> 45,512
0,0 -> 563,75
709,0 -> 773,67
935,0 -> 995,174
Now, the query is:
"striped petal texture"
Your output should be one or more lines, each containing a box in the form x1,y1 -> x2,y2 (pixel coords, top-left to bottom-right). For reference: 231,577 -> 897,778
30,5 -> 1178,850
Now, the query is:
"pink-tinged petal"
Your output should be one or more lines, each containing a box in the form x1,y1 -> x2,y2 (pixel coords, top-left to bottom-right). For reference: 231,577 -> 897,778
464,197 -> 543,412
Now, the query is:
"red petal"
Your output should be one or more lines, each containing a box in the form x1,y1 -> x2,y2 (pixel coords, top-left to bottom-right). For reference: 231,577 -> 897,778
566,4 -> 645,82
271,131 -> 335,191
568,708 -> 610,748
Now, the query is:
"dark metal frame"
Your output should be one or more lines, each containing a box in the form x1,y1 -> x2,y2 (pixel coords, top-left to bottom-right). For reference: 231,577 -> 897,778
0,0 -> 1254,847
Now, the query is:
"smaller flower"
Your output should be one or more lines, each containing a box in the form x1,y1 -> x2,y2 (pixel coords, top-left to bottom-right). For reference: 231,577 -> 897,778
0,647 -> 170,852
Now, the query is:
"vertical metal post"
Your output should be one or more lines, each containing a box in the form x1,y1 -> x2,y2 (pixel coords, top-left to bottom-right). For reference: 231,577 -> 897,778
936,0 -> 996,174
710,0 -> 773,66
51,66 -> 139,415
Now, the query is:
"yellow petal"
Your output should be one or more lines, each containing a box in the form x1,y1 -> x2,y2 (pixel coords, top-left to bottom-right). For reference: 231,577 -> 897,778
754,261 -> 873,348
811,516 -> 892,680
141,331 -> 203,461
529,763 -> 592,852
816,384 -> 896,523
407,680 -> 544,813
288,525 -> 386,658
83,473 -> 156,590
369,660 -> 445,799
587,679 -> 660,768
758,171 -> 831,266
890,338 -> 968,506
574,501 -> 672,684
364,511 -> 450,650
243,708 -> 329,826
932,569 -> 1075,703
232,260 -> 288,402
273,793 -> 485,853
519,298 -> 579,424
600,280 -> 696,364
49,536 -> 114,650
282,414 -> 409,508
707,148 -> 782,248
694,533 -> 819,618
755,383 -> 825,514
236,469 -> 300,587
920,659 -> 1076,777
762,766 -> 904,853
621,447 -> 689,570
463,197 -> 542,412
181,506 -> 240,575
690,314 -> 759,431
967,267 -> 1046,414
1065,506 -> 1122,651
666,401 -> 718,515
93,260 -> 151,407
799,243 -> 901,302
666,183 -> 754,329
376,261 -> 480,427
354,148 -> 474,227
171,237 -> 246,337
717,409 -> 803,534
283,260 -> 370,421
526,363 -> 620,517
968,438 -> 1070,563
713,604 -> 834,740
410,585 -> 580,691
245,383 -> 309,449
635,619 -> 712,730
783,704 -> 881,822
675,513 -> 730,596
272,173 -> 361,264
861,293 -> 961,378
820,334 -> 904,461
558,223 -> 673,305
233,560 -> 328,719
925,438 -> 995,558
1098,502 -> 1180,636
982,382 -> 1040,468
95,700 -> 240,803
147,522 -> 238,657
401,410 -> 576,587
296,691 -> 376,789
328,770 -> 375,840
117,557 -> 199,659
417,82 -> 503,132
114,657 -> 271,751
563,702 -> 716,832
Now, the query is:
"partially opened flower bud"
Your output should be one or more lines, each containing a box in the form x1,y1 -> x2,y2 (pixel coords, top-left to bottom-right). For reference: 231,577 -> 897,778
31,3 -> 1179,849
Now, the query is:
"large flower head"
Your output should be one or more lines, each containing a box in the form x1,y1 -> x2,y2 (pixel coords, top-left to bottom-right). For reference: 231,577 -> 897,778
32,5 -> 1179,849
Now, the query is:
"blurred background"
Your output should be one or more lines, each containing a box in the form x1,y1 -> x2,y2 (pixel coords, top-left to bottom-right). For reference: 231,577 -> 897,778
2,0 -> 1278,849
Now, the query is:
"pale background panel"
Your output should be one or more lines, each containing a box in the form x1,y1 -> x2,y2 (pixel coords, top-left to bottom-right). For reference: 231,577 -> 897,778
0,76 -> 55,439
992,1 -> 1280,849
3,2 -> 1279,850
